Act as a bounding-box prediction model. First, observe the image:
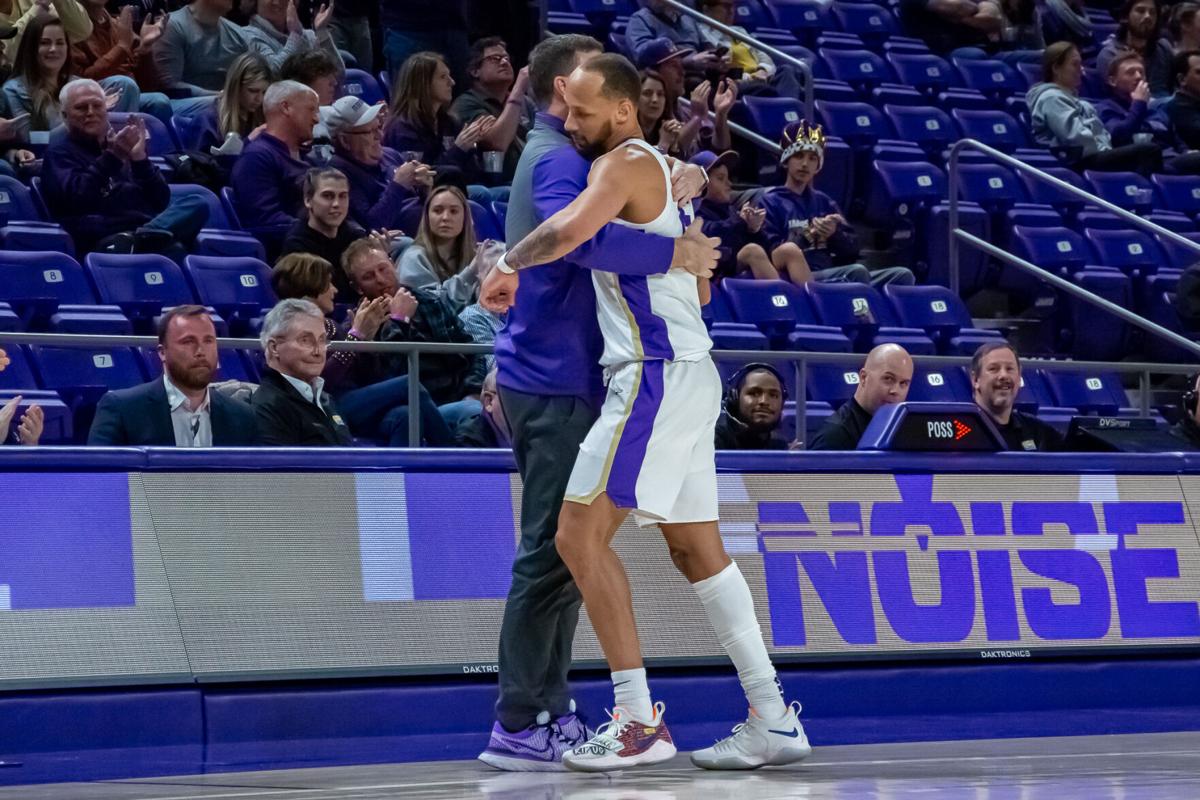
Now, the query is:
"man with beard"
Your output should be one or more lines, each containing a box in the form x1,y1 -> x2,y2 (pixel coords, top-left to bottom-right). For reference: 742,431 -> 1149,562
1097,0 -> 1173,96
715,363 -> 788,450
970,342 -> 1062,451
87,305 -> 257,446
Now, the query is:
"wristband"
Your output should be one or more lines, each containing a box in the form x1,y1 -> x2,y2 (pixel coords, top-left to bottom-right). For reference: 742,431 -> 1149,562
496,252 -> 516,275
389,313 -> 410,323
347,327 -> 363,340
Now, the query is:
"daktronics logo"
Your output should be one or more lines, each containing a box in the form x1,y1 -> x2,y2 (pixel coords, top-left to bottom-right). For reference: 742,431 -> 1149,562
755,474 -> 1200,648
925,419 -> 973,440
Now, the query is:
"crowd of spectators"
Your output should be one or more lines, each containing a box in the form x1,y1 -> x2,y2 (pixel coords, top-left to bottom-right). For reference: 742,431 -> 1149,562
2,1 -> 1198,454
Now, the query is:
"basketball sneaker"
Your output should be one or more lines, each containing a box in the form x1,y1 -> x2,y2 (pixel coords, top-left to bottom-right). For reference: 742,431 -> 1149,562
689,701 -> 811,770
562,702 -> 676,772
479,711 -> 574,772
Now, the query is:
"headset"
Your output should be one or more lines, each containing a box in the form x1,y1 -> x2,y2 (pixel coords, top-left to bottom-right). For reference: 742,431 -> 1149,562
1183,374 -> 1200,415
724,362 -> 790,419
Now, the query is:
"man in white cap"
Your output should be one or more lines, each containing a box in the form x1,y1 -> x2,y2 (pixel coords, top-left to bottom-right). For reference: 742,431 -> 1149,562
326,95 -> 434,231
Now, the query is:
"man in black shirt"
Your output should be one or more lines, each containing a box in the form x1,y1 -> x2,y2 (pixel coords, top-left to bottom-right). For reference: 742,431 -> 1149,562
715,363 -> 788,450
280,167 -> 368,304
1169,374 -> 1200,449
971,342 -> 1063,451
809,344 -> 913,450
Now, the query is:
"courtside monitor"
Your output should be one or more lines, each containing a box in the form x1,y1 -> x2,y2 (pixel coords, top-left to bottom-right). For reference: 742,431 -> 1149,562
856,402 -> 1005,451
1065,416 -> 1183,452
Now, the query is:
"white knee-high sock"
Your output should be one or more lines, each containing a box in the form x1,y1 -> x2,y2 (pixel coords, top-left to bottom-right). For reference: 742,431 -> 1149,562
611,667 -> 655,723
692,561 -> 788,721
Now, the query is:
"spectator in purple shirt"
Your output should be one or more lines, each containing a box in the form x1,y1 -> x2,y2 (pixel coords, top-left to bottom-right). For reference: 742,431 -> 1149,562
43,78 -> 209,255
230,79 -> 319,243
760,121 -> 914,288
691,149 -> 773,282
326,95 -> 433,230
1097,50 -> 1200,173
383,50 -> 500,202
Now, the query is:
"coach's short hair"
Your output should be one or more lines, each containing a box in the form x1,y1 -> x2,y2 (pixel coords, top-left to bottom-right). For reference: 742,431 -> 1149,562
529,33 -> 603,107
580,53 -> 642,105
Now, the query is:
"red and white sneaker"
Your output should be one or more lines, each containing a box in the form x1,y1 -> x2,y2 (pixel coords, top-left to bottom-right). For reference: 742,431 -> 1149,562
562,702 -> 676,773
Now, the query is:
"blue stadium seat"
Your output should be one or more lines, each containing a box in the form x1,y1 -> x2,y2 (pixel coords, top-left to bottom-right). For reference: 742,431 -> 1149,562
954,162 -> 1025,212
1082,228 -> 1164,278
0,343 -> 39,390
30,345 -> 146,401
935,87 -> 994,112
219,186 -> 245,230
1069,269 -> 1132,360
832,2 -> 902,48
339,68 -> 385,105
170,114 -> 208,152
806,363 -> 862,407
704,282 -> 771,351
950,108 -> 1029,153
1045,371 -> 1128,414
0,176 -> 75,254
951,57 -> 1024,98
0,250 -> 95,326
1009,225 -> 1091,277
377,70 -> 392,98
885,52 -> 958,96
805,282 -> 937,353
1015,60 -> 1041,89
0,175 -> 48,222
864,159 -> 946,226
1083,170 -> 1156,215
183,255 -> 277,322
1018,167 -> 1090,213
545,12 -> 595,36
907,365 -> 973,402
720,278 -> 853,351
816,100 -> 891,150
0,301 -> 18,331
742,95 -> 807,142
491,201 -> 508,231
468,200 -> 503,242
816,32 -> 866,51
817,48 -> 894,90
870,83 -> 926,107
1151,173 -> 1200,219
1155,231 -> 1200,271
107,112 -> 179,157
0,390 -> 73,442
48,306 -> 133,335
764,0 -> 834,44
925,200 -> 991,295
169,184 -> 267,261
883,104 -> 957,155
570,0 -> 638,14
734,0 -> 775,29
812,78 -> 859,103
883,284 -> 1006,354
85,253 -> 197,327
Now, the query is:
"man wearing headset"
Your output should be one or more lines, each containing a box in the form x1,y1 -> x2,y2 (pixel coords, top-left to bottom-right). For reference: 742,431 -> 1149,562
715,363 -> 788,450
1170,373 -> 1200,449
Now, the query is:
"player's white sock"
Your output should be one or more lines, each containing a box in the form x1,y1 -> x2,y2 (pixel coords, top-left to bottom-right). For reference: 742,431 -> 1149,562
611,667 -> 654,723
692,561 -> 788,721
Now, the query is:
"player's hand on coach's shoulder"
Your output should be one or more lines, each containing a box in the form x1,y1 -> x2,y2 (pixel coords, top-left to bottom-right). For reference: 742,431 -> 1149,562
670,161 -> 707,207
671,218 -> 720,278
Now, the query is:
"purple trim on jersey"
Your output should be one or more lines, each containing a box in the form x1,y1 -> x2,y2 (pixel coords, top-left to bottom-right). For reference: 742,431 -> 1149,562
617,275 -> 677,361
606,360 -> 665,509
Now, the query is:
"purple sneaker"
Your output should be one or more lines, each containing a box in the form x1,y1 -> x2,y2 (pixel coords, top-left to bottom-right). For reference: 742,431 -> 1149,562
552,711 -> 592,750
479,713 -> 572,772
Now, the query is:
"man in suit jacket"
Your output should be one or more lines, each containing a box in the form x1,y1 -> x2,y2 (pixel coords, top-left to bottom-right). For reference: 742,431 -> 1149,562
88,306 -> 257,446
253,298 -> 354,446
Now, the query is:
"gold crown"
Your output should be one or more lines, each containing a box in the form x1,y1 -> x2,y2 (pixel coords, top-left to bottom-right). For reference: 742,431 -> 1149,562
782,120 -> 825,150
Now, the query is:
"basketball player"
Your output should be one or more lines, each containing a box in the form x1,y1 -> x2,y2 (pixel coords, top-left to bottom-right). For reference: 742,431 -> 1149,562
481,53 -> 811,772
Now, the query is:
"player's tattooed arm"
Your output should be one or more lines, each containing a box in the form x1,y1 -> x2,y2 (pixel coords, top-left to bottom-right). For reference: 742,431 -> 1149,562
505,224 -> 562,271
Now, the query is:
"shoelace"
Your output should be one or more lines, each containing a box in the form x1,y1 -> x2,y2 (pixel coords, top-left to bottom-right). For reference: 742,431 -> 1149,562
582,708 -> 633,752
709,701 -> 802,751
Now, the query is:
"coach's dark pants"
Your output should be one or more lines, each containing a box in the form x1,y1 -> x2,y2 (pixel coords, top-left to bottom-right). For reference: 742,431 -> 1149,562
494,386 -> 598,731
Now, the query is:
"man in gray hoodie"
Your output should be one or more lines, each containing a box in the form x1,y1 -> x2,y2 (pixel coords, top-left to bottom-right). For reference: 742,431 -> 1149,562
1028,41 -> 1163,175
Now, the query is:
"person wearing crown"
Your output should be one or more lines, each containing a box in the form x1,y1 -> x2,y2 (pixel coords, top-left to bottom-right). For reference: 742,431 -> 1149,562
759,120 -> 914,288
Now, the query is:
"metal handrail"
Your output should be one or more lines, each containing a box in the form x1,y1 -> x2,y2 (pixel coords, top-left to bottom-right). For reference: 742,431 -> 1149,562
3,330 -> 1192,446
660,0 -> 814,122
946,139 -> 1200,360
675,97 -> 781,155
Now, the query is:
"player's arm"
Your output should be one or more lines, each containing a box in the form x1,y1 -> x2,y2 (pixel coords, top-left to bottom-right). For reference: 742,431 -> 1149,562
503,155 -> 634,271
697,276 -> 711,306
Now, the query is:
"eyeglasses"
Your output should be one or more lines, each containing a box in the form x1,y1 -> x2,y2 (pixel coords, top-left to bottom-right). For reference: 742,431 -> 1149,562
483,53 -> 512,65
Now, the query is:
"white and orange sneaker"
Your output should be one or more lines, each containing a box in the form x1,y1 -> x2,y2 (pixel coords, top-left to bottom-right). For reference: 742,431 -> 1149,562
690,701 -> 811,770
562,702 -> 676,772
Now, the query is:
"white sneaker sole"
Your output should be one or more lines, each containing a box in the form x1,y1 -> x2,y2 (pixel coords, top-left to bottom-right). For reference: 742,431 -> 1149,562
690,738 -> 813,771
478,751 -> 567,772
563,739 -> 677,773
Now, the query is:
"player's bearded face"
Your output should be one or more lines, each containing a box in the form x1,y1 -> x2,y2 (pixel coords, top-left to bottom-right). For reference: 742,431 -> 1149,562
569,118 -> 614,159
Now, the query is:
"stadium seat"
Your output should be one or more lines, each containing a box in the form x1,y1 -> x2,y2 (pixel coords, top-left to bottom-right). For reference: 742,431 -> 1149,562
832,2 -> 902,48
0,343 -> 39,390
885,52 -> 957,96
1068,269 -> 1133,361
806,363 -> 862,407
0,175 -> 49,222
951,57 -> 1024,98
1082,228 -> 1164,278
1009,225 -> 1090,276
817,48 -> 894,90
882,104 -> 958,155
1083,170 -> 1156,215
949,108 -> 1029,153
0,176 -> 76,254
870,83 -> 926,108
1018,167 -> 1090,213
170,114 -> 209,152
721,278 -> 853,352
953,162 -> 1025,212
1045,371 -> 1128,414
183,255 -> 277,323
219,186 -> 245,230
734,0 -> 776,29
1155,230 -> 1200,271
883,284 -> 1006,354
815,100 -> 891,150
107,112 -> 179,157
812,78 -> 859,103
805,282 -> 937,353
864,159 -> 946,226
925,200 -> 991,295
491,201 -> 508,231
0,301 -> 18,331
704,283 -> 771,351
742,96 -> 807,142
907,365 -> 973,402
169,184 -> 267,261
85,253 -> 197,328
569,0 -> 637,14
0,250 -> 95,326
339,68 -> 385,105
48,306 -> 133,335
0,390 -> 73,442
764,0 -> 834,44
30,345 -> 146,401
468,200 -> 504,242
1151,173 -> 1200,219
936,87 -> 994,112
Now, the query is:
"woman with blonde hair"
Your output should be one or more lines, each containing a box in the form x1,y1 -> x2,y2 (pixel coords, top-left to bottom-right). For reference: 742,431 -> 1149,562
398,184 -> 490,311
189,52 -> 273,154
270,252 -> 455,446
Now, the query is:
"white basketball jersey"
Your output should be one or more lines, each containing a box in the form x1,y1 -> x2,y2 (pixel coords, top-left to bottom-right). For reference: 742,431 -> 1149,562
592,138 -> 712,368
